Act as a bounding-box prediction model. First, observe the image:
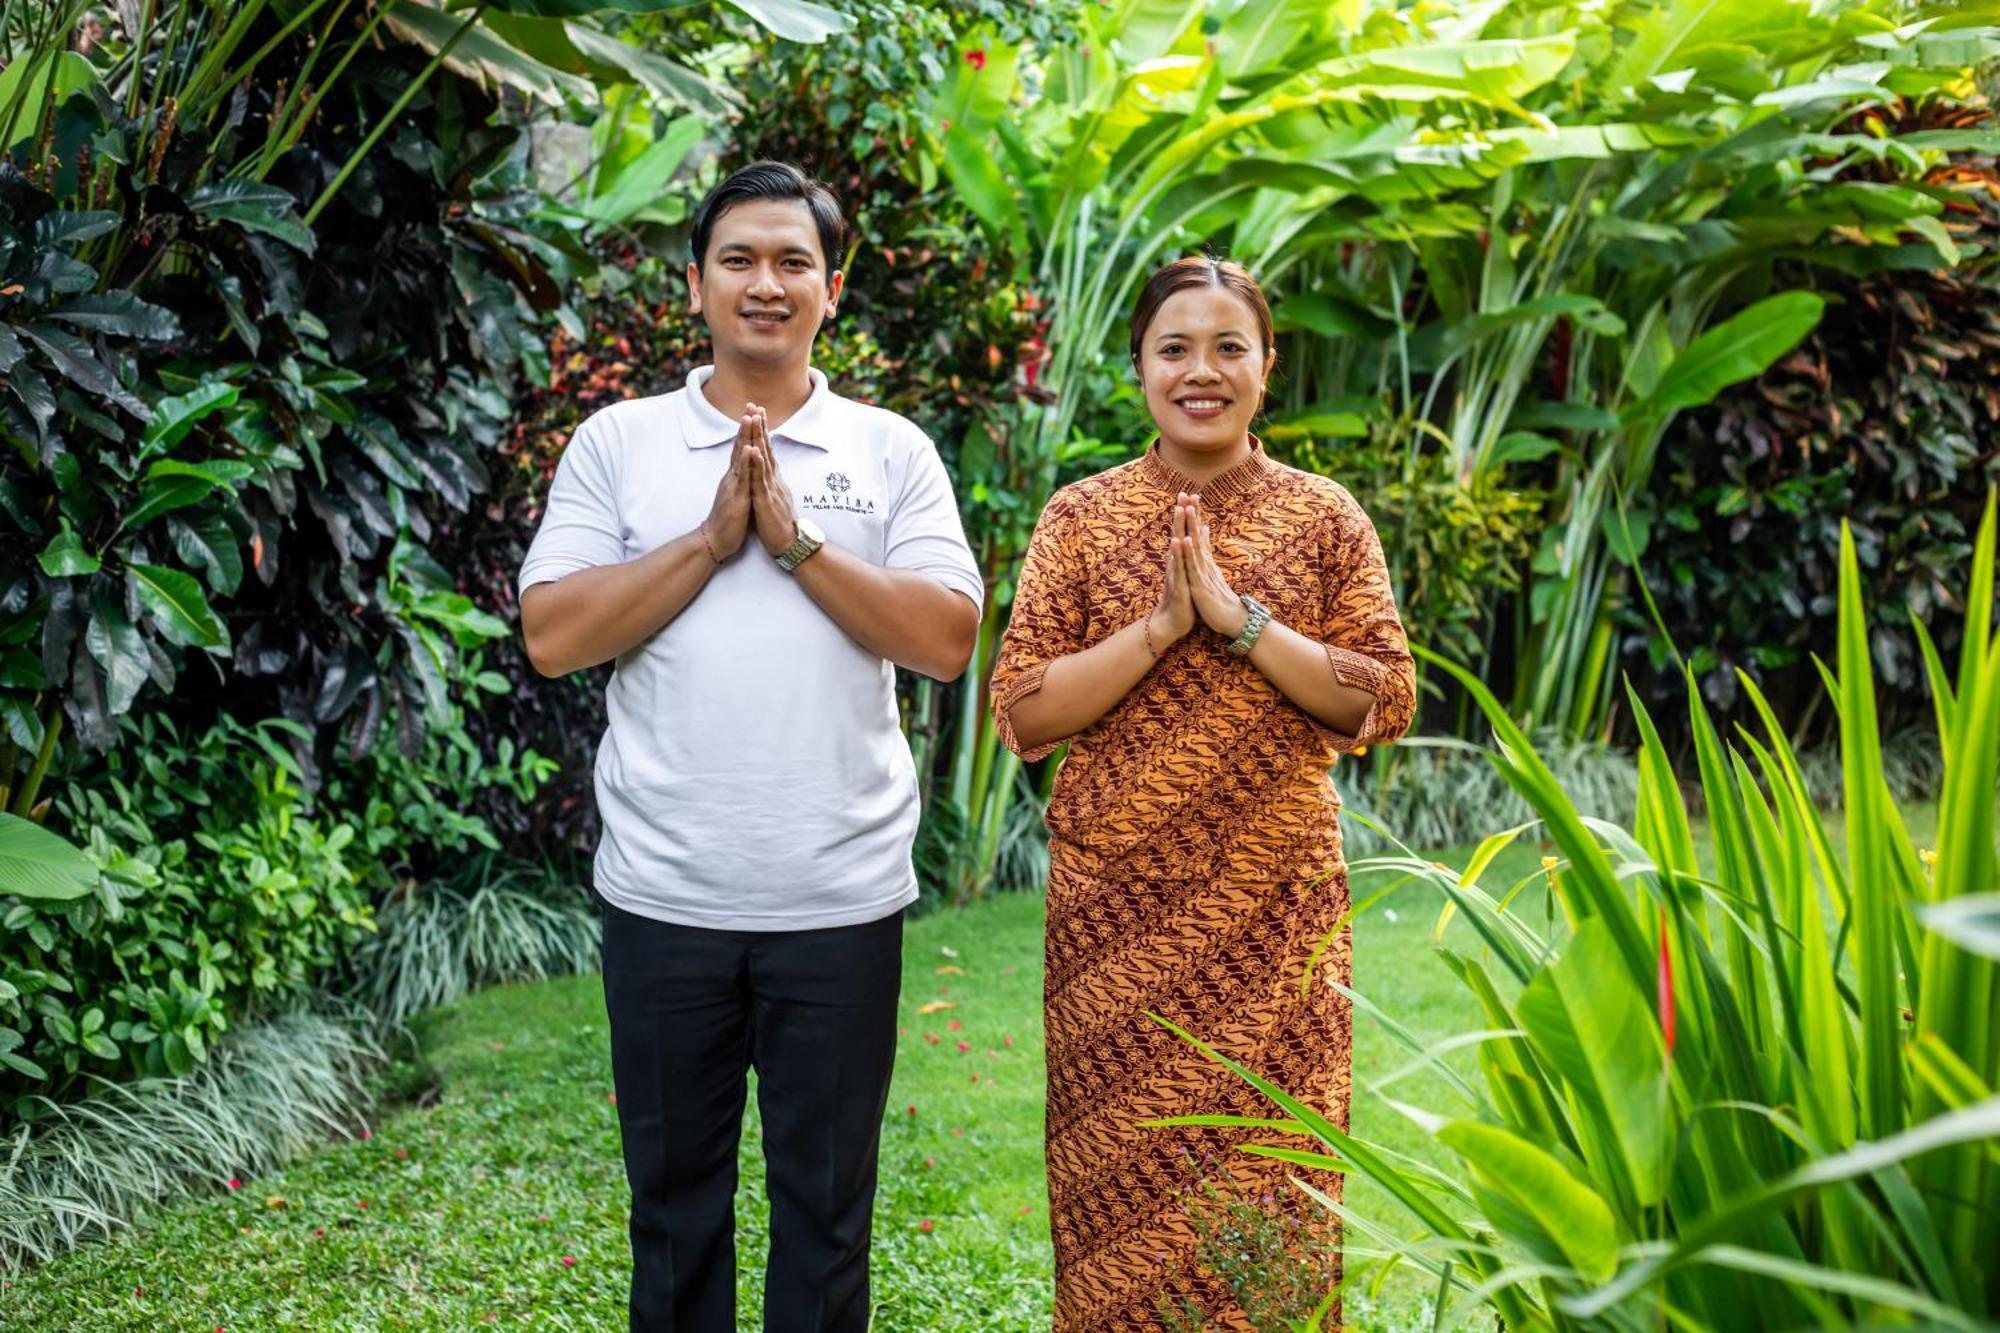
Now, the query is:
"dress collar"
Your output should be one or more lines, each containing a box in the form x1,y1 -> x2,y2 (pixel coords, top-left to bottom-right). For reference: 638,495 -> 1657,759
1136,433 -> 1274,503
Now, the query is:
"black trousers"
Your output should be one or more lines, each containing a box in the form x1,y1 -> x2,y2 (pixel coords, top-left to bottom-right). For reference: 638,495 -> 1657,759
598,895 -> 904,1333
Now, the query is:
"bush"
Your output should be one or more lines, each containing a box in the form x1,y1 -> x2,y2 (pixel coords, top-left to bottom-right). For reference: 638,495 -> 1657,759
1,656 -> 553,1120
1633,98 -> 2000,749
341,856 -> 599,1029
0,1001 -> 382,1275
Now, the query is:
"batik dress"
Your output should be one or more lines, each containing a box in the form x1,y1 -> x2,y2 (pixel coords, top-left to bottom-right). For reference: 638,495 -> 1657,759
990,439 -> 1416,1331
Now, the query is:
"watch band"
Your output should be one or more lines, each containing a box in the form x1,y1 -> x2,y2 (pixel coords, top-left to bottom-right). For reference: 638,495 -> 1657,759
775,521 -> 824,572
1226,595 -> 1272,657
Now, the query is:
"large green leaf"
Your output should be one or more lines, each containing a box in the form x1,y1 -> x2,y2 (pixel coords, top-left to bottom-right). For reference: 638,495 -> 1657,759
127,564 -> 227,650
1437,1120 -> 1620,1282
17,322 -> 151,420
121,475 -> 220,531
84,590 -> 148,717
1313,35 -> 1577,109
383,0 -> 596,104
0,811 -> 97,901
584,116 -> 705,226
47,292 -> 182,342
1629,291 -> 1826,422
37,526 -> 100,577
138,383 -> 241,461
1213,0 -> 1351,79
188,182 -> 316,254
723,0 -> 853,42
563,22 -> 737,109
1515,917 -> 1668,1211
167,512 -> 246,597
941,125 -> 1023,250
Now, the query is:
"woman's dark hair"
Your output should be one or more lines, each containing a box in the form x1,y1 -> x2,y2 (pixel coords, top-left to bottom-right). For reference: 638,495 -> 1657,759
688,161 -> 847,274
1127,256 -> 1275,364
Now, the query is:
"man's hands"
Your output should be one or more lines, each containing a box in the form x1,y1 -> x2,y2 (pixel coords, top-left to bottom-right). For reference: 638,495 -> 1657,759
743,404 -> 802,557
699,403 -> 802,561
701,409 -> 757,560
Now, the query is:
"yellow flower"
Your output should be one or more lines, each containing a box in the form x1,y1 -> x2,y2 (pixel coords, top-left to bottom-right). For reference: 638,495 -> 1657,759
1541,856 -> 1560,872
1352,745 -> 1369,757
1918,848 -> 1939,867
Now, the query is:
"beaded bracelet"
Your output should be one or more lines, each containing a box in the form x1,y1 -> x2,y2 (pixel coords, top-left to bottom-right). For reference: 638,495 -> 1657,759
1143,615 -> 1163,661
697,520 -> 723,565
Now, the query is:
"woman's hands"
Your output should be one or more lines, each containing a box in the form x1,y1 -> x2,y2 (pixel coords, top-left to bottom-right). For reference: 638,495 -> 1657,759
1174,493 -> 1251,640
1149,498 -> 1197,649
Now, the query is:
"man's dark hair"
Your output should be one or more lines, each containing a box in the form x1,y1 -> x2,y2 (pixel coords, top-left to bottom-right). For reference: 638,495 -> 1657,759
688,161 -> 847,275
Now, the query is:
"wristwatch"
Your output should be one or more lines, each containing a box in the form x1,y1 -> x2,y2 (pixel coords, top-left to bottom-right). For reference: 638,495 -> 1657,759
1226,594 -> 1272,657
775,517 -> 827,572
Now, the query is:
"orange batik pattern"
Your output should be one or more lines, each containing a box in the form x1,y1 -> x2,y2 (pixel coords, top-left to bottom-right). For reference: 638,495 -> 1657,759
992,439 -> 1416,1332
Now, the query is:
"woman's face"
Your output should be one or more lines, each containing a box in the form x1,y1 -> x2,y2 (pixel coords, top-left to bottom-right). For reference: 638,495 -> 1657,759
1136,284 -> 1274,455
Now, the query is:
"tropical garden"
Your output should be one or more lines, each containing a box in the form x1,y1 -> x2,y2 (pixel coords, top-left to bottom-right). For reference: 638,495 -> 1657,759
1,0 -> 1997,1327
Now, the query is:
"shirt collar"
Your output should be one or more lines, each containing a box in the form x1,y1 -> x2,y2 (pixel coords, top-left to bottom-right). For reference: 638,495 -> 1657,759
680,364 -> 838,452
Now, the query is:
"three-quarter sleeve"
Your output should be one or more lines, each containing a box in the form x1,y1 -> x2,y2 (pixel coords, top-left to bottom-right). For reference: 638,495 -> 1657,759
989,492 -> 1088,762
1318,494 -> 1417,753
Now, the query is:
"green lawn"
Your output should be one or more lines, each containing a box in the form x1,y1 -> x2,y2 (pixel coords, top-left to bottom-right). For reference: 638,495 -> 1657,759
4,802 -> 1940,1331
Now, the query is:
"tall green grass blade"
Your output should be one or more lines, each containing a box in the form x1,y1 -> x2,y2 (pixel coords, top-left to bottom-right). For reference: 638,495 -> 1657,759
1836,521 -> 1906,1140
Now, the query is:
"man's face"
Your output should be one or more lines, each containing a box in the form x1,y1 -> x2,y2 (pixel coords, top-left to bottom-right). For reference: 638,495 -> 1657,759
687,198 -> 843,368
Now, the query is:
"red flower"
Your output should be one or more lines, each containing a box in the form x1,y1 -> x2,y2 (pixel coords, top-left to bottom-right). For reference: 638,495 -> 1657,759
947,1020 -> 963,1032
227,1178 -> 241,1190
924,1157 -> 935,1168
964,49 -> 988,71
560,1256 -> 577,1267
906,1104 -> 918,1116
956,1041 -> 971,1053
1003,1034 -> 1014,1048
924,1032 -> 941,1045
356,1200 -> 370,1209
919,1219 -> 934,1232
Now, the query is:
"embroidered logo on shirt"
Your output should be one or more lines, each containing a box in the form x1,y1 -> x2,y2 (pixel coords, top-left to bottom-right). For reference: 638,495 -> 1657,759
802,471 -> 875,514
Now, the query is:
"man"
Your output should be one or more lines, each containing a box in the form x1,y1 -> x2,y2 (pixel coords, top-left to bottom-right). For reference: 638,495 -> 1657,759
517,161 -> 982,1332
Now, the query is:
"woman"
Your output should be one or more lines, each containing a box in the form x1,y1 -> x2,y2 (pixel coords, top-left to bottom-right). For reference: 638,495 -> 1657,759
990,257 -> 1416,1330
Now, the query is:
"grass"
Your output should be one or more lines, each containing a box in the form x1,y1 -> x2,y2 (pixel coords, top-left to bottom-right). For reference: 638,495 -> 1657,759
3,804 -> 1943,1331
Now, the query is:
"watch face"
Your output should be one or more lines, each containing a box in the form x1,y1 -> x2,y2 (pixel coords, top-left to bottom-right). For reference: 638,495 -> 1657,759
798,517 -> 826,545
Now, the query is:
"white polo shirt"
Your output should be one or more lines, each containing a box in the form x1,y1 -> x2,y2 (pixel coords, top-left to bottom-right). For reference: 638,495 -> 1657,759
518,365 -> 983,930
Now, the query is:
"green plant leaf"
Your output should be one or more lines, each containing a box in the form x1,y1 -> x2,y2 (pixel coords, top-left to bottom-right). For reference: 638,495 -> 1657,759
1515,917 -> 1668,1209
1437,1119 -> 1620,1282
38,526 -> 100,577
1631,292 -> 1827,423
127,564 -> 227,650
0,811 -> 97,901
138,383 -> 241,461
122,475 -> 219,531
724,0 -> 853,43
84,590 -> 148,717
188,182 -> 316,255
17,322 -> 151,421
1916,894 -> 2000,961
47,292 -> 182,341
